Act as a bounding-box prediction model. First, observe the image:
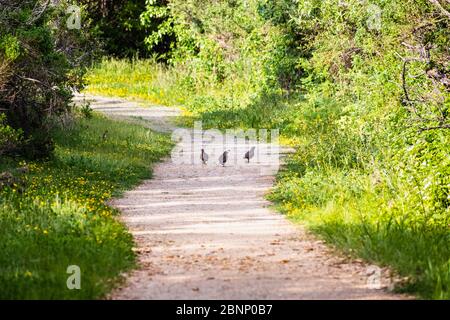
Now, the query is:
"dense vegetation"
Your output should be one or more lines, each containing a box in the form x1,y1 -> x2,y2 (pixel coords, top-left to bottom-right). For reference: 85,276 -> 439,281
0,0 -> 97,159
76,0 -> 150,58
86,0 -> 450,299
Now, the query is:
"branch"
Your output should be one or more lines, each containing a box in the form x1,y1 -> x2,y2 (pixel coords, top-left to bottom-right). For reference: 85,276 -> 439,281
400,58 -> 426,113
428,0 -> 450,19
27,0 -> 51,25
19,76 -> 42,84
419,123 -> 450,132
402,59 -> 412,104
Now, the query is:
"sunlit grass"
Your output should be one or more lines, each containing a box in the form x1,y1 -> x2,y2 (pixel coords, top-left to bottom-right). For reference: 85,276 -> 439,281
0,114 -> 173,299
85,58 -> 185,107
270,166 -> 450,299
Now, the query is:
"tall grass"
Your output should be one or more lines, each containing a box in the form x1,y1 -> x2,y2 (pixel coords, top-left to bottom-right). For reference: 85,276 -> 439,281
270,166 -> 450,299
0,114 -> 172,299
86,58 -> 185,107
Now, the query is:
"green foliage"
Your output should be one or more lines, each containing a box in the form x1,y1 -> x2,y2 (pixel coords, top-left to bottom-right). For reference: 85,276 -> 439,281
0,0 -> 95,159
0,34 -> 21,61
140,0 -> 181,61
0,114 -> 173,299
77,0 -> 150,58
0,114 -> 23,156
79,101 -> 93,119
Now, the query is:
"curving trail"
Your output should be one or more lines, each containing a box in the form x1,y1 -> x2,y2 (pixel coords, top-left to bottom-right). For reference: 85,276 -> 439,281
74,94 -> 408,300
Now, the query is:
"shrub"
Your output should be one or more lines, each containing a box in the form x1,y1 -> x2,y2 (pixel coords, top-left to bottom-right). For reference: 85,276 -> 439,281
77,0 -> 151,58
0,0 -> 95,159
0,114 -> 22,156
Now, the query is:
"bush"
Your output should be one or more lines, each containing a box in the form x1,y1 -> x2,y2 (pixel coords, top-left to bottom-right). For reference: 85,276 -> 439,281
0,114 -> 22,156
0,0 -> 95,159
77,0 -> 151,58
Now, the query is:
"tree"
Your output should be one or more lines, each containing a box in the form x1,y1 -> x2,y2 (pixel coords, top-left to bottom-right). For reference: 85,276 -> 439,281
0,0 -> 93,158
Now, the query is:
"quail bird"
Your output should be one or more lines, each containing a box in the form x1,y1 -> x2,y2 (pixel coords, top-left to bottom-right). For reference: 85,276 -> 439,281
102,130 -> 108,141
244,146 -> 256,163
201,148 -> 209,164
219,150 -> 230,167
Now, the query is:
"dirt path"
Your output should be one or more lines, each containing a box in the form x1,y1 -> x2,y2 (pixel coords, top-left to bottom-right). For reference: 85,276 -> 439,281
75,94 -> 407,300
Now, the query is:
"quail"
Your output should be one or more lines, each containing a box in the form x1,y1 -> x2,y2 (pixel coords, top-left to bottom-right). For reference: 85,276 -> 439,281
219,150 -> 230,167
244,146 -> 256,163
201,148 -> 209,165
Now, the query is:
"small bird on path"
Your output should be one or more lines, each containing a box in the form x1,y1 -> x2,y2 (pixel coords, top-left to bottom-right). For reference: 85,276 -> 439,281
219,150 -> 230,167
201,148 -> 208,165
244,146 -> 256,163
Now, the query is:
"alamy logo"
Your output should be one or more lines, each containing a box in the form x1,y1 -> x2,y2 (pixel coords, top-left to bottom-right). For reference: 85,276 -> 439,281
367,4 -> 382,31
66,265 -> 81,290
170,121 -> 280,175
366,266 -> 382,289
337,1 -> 382,32
66,5 -> 81,30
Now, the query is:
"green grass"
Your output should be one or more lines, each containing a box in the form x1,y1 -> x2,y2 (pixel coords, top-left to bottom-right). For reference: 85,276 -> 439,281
0,113 -> 172,299
86,58 -> 185,107
269,167 -> 450,299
